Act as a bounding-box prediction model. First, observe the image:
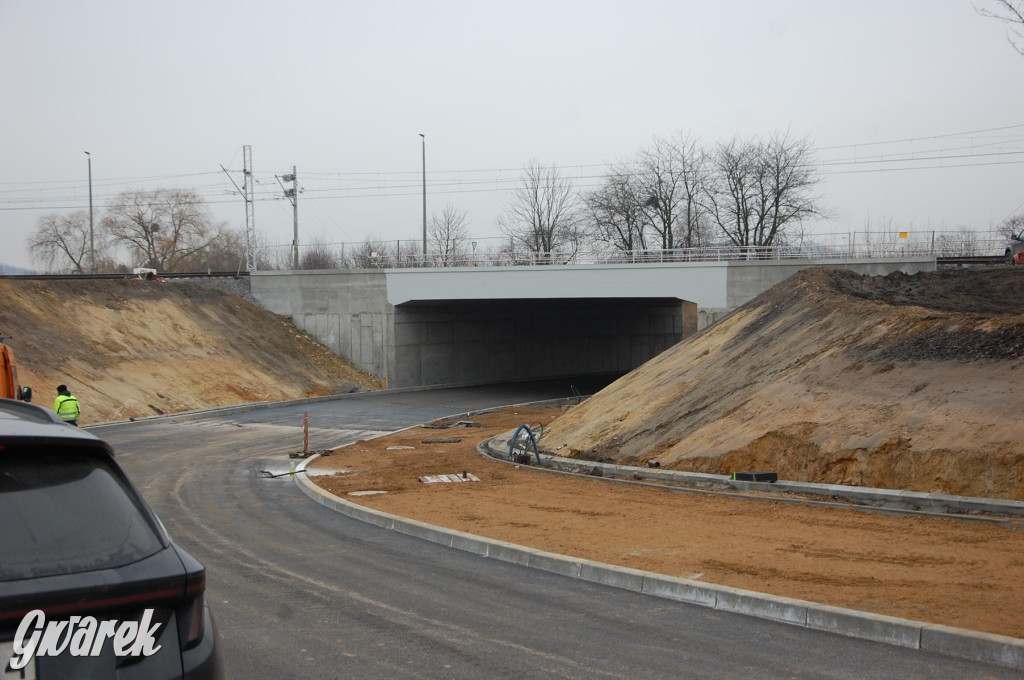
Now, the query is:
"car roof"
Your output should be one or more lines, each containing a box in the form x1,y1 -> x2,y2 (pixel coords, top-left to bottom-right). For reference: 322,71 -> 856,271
0,398 -> 112,453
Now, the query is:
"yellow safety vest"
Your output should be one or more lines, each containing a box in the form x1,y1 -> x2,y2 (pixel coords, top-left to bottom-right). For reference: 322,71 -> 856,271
54,394 -> 80,422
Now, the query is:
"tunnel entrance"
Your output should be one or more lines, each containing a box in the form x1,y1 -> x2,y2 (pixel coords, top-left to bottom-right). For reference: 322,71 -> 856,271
390,297 -> 695,388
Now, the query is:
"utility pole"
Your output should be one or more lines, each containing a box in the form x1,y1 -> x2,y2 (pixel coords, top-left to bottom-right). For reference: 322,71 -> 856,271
291,166 -> 299,269
278,167 -> 299,269
84,151 -> 95,273
220,145 -> 257,272
420,134 -> 426,261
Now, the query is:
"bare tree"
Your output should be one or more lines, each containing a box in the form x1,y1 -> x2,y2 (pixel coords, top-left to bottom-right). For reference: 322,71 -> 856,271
977,0 -> 1024,55
300,235 -> 342,270
396,240 -> 422,268
497,161 -> 582,262
27,211 -> 102,274
998,212 -> 1024,239
102,189 -> 224,271
671,134 -> 713,248
704,137 -> 757,248
190,225 -> 245,272
429,204 -> 470,266
754,133 -> 825,247
585,172 -> 648,257
349,236 -> 393,269
940,226 -> 983,257
704,133 -> 824,248
631,134 -> 709,250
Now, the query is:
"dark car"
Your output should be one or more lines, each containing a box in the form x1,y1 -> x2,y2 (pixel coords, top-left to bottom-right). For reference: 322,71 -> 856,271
1006,228 -> 1024,265
0,399 -> 223,679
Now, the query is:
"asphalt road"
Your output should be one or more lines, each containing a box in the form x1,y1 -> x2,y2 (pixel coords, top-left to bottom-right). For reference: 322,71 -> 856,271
92,382 -> 1019,680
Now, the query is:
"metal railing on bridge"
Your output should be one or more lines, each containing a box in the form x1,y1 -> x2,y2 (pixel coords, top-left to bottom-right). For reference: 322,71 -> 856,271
321,233 -> 1006,269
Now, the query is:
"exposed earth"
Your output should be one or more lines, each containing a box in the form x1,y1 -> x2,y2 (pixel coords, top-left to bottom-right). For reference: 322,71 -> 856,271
0,278 -> 379,422
309,406 -> 1024,640
3,268 -> 1023,640
545,267 -> 1024,500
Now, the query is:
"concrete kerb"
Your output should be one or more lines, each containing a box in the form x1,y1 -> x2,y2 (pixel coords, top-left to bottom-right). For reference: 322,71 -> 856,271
294,453 -> 1024,671
485,430 -> 1024,519
921,624 -> 1024,670
806,604 -> 923,649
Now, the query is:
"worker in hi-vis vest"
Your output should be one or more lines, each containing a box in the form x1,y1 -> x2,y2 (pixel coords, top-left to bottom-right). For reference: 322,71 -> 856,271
53,384 -> 80,426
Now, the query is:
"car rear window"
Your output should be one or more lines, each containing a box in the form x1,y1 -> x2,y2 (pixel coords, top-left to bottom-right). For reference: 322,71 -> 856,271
0,449 -> 165,581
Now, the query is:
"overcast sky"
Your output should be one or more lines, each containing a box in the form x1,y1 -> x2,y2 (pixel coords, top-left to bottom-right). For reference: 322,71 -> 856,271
2,0 -> 1023,270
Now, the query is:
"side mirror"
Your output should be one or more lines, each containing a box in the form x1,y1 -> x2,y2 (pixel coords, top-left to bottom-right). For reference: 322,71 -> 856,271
20,386 -> 32,403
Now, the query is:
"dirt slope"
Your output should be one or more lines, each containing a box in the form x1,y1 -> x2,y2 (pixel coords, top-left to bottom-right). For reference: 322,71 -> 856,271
543,267 -> 1024,500
0,279 -> 379,422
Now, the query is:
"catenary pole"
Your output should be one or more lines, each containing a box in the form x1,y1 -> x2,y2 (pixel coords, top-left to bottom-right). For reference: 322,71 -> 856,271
420,134 -> 426,261
85,151 -> 95,273
292,165 -> 299,270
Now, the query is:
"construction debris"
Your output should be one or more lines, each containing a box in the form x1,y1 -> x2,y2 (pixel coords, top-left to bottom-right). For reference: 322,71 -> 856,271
421,437 -> 462,444
419,472 -> 480,484
289,449 -> 332,459
731,471 -> 778,483
422,420 -> 483,429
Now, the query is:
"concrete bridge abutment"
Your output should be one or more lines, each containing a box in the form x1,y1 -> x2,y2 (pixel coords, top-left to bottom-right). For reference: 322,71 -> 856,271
249,258 -> 933,388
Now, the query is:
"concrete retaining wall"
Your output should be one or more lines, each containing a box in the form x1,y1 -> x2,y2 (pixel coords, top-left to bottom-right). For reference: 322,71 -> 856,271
251,270 -> 393,379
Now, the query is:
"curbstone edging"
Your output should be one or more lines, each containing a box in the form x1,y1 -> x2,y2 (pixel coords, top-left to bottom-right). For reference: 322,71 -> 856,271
921,624 -> 1024,669
394,518 -> 456,547
641,576 -> 719,608
294,451 -> 1024,672
485,542 -> 535,567
485,432 -> 1024,520
715,589 -> 809,626
578,562 -> 647,592
450,533 -> 490,556
527,552 -> 583,579
806,604 -> 923,649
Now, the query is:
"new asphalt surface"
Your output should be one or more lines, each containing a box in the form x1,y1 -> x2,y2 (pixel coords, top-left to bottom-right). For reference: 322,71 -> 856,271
93,382 -> 1022,679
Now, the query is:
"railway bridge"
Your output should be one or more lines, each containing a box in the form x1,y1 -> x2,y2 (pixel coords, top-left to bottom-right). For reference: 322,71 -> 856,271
250,256 -> 934,388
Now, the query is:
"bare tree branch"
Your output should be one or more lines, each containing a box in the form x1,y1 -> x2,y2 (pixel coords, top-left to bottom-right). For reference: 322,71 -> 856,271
976,0 -> 1024,55
429,204 -> 470,266
298,234 -> 341,270
704,133 -> 824,248
497,161 -> 581,263
630,134 -> 710,250
101,189 -> 225,271
999,212 -> 1024,239
584,171 -> 648,257
349,236 -> 393,269
27,211 -> 110,273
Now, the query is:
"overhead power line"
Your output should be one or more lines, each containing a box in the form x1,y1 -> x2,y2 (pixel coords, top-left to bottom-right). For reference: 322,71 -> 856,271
5,157 -> 1024,214
2,123 -> 1024,213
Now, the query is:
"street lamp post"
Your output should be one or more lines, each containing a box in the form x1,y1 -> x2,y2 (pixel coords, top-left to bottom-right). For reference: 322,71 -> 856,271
84,151 -> 94,273
419,133 -> 426,263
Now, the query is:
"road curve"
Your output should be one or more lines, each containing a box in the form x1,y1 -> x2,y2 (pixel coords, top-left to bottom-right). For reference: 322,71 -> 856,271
93,384 -> 1017,680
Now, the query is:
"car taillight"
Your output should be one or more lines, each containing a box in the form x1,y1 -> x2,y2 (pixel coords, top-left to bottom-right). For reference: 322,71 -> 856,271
176,568 -> 206,651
